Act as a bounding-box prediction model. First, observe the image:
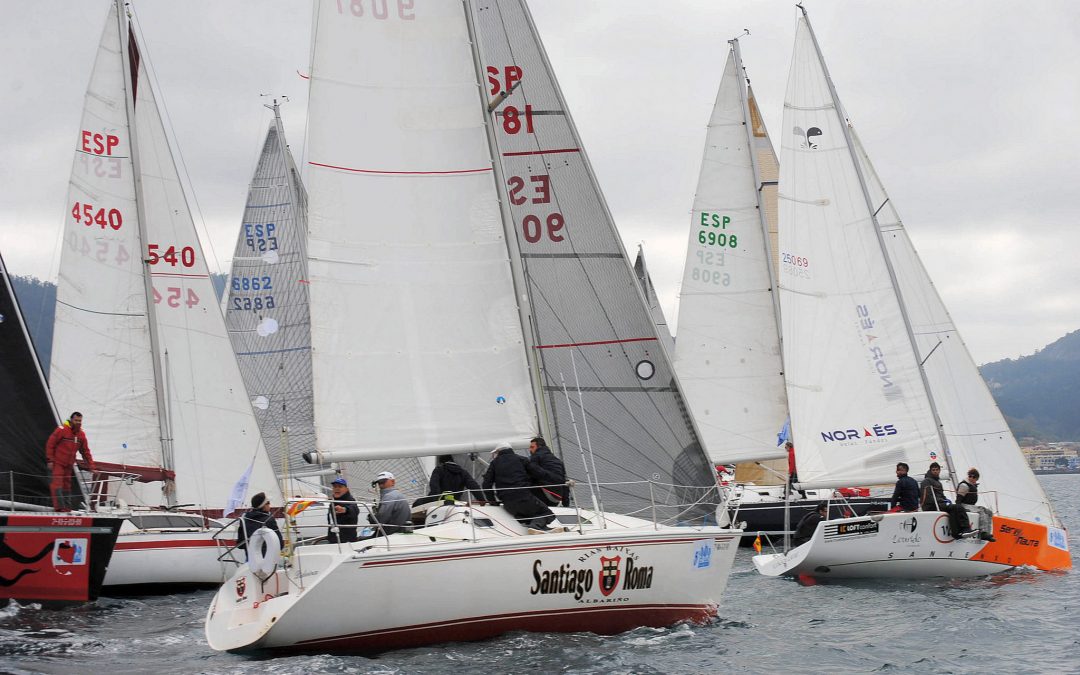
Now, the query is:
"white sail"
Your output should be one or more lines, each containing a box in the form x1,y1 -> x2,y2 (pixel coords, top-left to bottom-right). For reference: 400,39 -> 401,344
674,46 -> 788,465
777,17 -> 940,488
853,128 -> 1058,524
52,5 -> 280,510
304,0 -> 537,461
51,3 -> 162,501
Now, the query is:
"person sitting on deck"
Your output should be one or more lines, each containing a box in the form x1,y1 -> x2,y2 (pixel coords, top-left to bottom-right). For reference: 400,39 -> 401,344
236,491 -> 283,559
889,462 -> 920,512
482,442 -> 557,532
426,455 -> 483,502
920,462 -> 974,538
792,501 -> 828,547
527,436 -> 569,507
956,468 -> 996,542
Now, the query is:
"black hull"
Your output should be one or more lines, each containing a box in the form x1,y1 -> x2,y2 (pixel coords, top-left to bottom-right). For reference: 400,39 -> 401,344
729,498 -> 891,546
0,513 -> 123,606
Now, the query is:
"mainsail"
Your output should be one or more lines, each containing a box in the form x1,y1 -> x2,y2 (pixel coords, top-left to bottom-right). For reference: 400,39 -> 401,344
303,0 -> 538,464
50,3 -> 280,510
472,0 -> 717,516
673,42 -> 789,469
0,251 -> 59,508
853,127 -> 1058,525
777,12 -> 955,489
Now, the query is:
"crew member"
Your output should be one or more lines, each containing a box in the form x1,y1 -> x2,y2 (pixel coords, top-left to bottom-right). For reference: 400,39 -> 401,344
327,477 -> 360,544
236,491 -> 283,559
920,462 -> 973,538
426,454 -> 482,502
44,412 -> 95,512
527,436 -> 569,507
889,462 -> 920,512
792,501 -> 828,547
483,442 -> 557,532
786,441 -> 806,499
956,468 -> 996,542
366,471 -> 411,536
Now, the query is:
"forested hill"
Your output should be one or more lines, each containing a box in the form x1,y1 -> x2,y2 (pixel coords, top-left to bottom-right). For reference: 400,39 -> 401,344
9,273 -> 226,378
980,330 -> 1080,442
9,274 -> 1078,441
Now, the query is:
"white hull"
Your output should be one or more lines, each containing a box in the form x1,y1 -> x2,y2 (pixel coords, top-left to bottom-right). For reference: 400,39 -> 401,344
103,513 -> 235,587
206,506 -> 739,653
753,512 -> 1008,579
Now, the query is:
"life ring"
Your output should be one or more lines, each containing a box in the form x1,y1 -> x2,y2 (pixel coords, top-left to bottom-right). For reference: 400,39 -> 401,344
247,527 -> 281,580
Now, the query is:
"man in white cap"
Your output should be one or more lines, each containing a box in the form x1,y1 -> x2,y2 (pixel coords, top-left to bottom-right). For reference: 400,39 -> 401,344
366,471 -> 411,536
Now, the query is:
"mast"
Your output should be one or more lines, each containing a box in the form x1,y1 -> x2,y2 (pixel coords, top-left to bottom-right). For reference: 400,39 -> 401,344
797,6 -> 958,486
461,0 -> 547,440
116,0 -> 175,504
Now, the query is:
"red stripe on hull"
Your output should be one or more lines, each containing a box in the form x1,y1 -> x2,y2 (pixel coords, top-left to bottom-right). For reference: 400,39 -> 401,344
115,538 -> 231,551
284,603 -> 715,653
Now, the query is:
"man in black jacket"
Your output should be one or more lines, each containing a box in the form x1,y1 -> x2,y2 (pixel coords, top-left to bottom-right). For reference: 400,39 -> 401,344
889,462 -> 920,512
483,443 -> 556,531
327,477 -> 360,543
528,437 -> 569,506
920,462 -> 973,538
427,455 -> 483,502
792,501 -> 827,547
236,491 -> 283,559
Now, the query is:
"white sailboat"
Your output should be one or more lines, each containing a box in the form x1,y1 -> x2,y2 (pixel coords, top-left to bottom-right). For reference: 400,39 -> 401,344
205,0 -> 738,653
223,101 -> 432,500
753,7 -> 1071,579
49,0 -> 282,587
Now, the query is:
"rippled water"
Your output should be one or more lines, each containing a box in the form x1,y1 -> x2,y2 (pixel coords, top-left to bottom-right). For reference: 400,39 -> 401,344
2,476 -> 1078,674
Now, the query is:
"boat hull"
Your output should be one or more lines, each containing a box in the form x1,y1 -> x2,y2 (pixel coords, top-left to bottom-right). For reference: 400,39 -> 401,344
752,511 -> 1071,579
730,497 -> 891,546
104,529 -> 234,587
0,513 -> 123,605
207,521 -> 738,653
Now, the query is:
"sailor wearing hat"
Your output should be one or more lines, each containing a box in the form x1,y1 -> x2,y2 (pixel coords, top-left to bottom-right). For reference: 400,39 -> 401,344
327,477 -> 360,543
366,471 -> 411,536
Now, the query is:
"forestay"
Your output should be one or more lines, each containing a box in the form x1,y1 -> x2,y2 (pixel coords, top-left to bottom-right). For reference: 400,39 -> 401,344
673,44 -> 788,466
52,6 -> 280,510
304,0 -> 537,461
473,0 -> 717,517
853,128 -> 1059,525
777,17 -> 940,488
0,251 -> 59,508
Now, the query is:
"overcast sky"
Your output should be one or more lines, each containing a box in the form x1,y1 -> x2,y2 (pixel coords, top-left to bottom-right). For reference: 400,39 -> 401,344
2,1 -> 1078,365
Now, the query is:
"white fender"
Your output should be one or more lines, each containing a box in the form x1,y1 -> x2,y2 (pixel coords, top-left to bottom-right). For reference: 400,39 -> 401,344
247,527 -> 281,580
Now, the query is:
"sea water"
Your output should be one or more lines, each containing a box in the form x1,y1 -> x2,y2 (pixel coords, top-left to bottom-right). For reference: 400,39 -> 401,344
1,475 -> 1077,674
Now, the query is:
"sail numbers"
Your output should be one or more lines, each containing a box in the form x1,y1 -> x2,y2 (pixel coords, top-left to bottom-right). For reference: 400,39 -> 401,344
152,286 -> 200,309
147,244 -> 196,268
697,212 -> 737,249
66,232 -> 130,267
244,223 -> 278,253
231,275 -> 276,311
71,202 -> 122,231
334,0 -> 414,20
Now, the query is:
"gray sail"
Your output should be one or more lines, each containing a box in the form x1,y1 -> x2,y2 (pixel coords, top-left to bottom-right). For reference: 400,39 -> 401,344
225,110 -> 431,496
472,0 -> 717,520
633,246 -> 676,356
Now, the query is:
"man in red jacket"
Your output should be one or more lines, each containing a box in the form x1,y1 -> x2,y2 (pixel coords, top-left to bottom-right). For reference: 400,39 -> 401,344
45,412 -> 95,512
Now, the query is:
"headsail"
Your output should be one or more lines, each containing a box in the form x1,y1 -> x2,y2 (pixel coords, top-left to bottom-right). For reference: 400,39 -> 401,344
0,251 -> 59,508
854,127 -> 1058,525
633,245 -> 675,356
51,3 -> 280,510
673,43 -> 788,467
777,14 -> 941,488
303,0 -> 538,463
472,0 -> 718,517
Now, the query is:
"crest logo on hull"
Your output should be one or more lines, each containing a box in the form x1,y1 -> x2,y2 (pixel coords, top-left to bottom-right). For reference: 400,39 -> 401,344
599,556 -> 622,597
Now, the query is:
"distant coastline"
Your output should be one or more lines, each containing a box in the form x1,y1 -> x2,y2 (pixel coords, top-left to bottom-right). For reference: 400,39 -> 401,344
1033,469 -> 1080,476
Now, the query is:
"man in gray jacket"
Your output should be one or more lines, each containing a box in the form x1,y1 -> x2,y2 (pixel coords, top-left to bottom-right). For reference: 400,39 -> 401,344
367,471 -> 411,536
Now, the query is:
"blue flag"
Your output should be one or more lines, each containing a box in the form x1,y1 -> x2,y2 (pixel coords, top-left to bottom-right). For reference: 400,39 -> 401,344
776,416 -> 791,447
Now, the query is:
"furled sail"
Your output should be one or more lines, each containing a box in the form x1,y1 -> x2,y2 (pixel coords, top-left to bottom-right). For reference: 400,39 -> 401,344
473,0 -> 718,517
853,127 -> 1059,525
0,251 -> 60,508
51,5 -> 280,510
303,0 -> 538,462
673,43 -> 788,467
777,16 -> 940,488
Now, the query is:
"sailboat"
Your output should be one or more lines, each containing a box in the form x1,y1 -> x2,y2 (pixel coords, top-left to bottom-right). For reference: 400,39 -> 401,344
223,101 -> 431,504
49,0 -> 282,587
0,248 -> 124,605
205,0 -> 738,653
672,37 -> 886,545
753,7 -> 1071,578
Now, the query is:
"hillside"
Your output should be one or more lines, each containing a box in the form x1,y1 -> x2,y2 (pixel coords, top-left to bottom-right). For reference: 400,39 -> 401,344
980,330 -> 1080,442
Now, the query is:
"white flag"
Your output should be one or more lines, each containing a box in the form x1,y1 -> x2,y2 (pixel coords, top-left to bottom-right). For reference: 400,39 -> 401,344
226,460 -> 255,516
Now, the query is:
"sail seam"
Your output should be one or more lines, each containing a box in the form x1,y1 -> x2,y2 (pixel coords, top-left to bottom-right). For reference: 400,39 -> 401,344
308,161 -> 491,176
